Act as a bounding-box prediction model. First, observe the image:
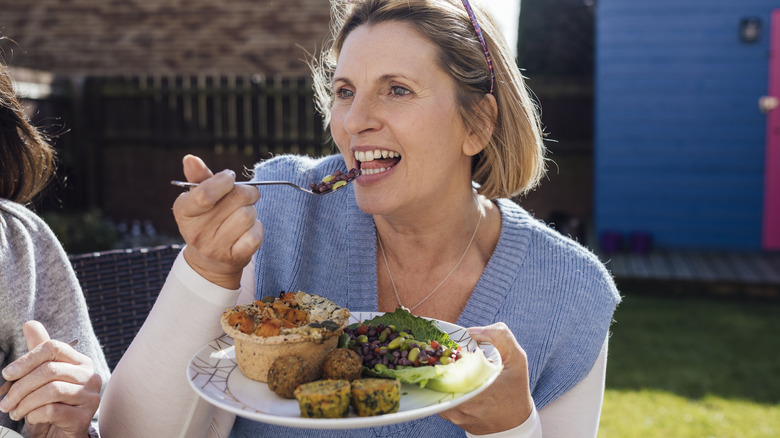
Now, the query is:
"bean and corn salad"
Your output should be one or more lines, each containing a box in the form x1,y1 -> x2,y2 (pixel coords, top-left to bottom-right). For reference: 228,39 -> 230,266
310,168 -> 360,194
343,323 -> 463,371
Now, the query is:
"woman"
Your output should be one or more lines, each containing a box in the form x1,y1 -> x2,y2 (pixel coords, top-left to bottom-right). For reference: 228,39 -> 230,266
0,55 -> 110,437
100,0 -> 620,436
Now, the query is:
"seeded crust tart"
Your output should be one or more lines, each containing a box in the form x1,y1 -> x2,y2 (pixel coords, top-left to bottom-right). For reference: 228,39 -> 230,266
220,291 -> 350,382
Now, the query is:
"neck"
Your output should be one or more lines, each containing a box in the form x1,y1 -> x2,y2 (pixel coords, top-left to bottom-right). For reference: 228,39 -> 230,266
375,190 -> 484,268
374,192 -> 481,262
376,200 -> 483,313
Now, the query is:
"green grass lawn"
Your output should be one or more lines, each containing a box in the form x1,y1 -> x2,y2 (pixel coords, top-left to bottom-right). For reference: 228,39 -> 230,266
599,292 -> 780,437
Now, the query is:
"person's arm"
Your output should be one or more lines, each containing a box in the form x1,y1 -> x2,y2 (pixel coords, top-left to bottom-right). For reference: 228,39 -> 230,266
100,155 -> 261,438
0,200 -> 111,438
465,405 -> 541,438
98,252 -> 254,438
536,335 -> 608,437
465,336 -> 609,438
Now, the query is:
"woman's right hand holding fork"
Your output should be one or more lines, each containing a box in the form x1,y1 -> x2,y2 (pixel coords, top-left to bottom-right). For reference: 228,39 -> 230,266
173,154 -> 264,290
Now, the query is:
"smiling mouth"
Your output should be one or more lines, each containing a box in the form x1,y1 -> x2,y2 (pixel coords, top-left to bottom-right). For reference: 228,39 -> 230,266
354,149 -> 401,175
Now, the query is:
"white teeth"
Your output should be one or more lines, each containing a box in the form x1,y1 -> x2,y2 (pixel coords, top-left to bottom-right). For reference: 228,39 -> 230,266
354,150 -> 400,162
362,167 -> 388,175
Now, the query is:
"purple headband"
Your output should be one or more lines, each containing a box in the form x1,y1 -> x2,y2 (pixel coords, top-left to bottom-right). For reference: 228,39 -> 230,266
460,0 -> 495,94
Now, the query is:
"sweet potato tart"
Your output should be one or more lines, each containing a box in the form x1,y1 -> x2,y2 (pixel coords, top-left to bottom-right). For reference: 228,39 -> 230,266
220,291 -> 350,382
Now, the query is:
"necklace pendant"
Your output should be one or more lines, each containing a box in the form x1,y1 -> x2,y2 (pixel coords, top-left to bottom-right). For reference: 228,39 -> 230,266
399,305 -> 411,313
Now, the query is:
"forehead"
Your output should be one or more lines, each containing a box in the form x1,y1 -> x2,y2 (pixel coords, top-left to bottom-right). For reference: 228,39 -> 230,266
334,21 -> 444,82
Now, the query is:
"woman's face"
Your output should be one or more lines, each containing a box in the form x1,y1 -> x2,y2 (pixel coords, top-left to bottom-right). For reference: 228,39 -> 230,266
330,21 -> 477,217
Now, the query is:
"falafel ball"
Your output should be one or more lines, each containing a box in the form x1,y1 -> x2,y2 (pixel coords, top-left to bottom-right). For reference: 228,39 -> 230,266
267,355 -> 318,399
322,348 -> 363,381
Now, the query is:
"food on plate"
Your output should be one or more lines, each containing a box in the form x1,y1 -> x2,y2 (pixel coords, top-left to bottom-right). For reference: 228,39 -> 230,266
293,377 -> 401,418
423,348 -> 499,393
350,378 -> 401,417
342,308 -> 501,393
294,379 -> 352,418
221,291 -> 350,382
322,348 -> 363,382
309,168 -> 360,194
267,355 -> 318,399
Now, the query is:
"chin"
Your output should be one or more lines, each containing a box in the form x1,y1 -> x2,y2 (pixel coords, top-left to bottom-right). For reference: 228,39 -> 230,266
353,189 -> 395,217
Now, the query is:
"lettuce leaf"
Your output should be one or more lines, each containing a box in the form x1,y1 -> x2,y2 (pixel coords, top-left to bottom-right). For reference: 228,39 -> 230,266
367,363 -> 441,388
425,349 -> 501,393
351,308 -> 459,350
366,349 -> 501,393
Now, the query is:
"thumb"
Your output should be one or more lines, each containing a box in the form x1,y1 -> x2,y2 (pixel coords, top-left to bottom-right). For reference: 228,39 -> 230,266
183,154 -> 215,184
22,320 -> 51,352
468,323 -> 525,367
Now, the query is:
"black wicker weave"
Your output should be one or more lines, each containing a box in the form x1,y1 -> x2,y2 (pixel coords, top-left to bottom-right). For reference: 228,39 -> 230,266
69,244 -> 182,370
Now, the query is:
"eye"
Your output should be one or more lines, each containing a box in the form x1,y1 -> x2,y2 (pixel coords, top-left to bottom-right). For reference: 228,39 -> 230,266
390,86 -> 412,97
334,87 -> 354,100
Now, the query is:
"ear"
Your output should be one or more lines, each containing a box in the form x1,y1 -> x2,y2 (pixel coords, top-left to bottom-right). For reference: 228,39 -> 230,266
462,93 -> 498,157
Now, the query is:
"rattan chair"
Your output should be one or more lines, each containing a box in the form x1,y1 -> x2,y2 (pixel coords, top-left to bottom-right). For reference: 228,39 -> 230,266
69,244 -> 182,369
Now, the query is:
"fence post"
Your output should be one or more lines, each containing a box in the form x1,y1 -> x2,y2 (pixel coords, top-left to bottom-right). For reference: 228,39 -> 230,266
80,76 -> 101,210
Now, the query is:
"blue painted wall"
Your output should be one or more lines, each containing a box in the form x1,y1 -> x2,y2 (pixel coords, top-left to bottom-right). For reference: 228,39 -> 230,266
594,0 -> 777,250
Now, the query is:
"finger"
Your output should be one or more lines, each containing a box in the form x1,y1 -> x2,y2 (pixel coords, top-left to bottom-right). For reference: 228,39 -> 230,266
23,320 -> 50,352
210,184 -> 261,228
188,203 -> 261,268
467,323 -> 526,368
26,402 -> 96,435
214,204 -> 262,248
182,186 -> 261,253
175,169 -> 238,218
2,320 -> 50,382
2,338 -> 90,383
10,375 -> 101,424
232,221 -> 264,260
0,360 -> 97,415
182,154 -> 215,183
440,405 -> 479,423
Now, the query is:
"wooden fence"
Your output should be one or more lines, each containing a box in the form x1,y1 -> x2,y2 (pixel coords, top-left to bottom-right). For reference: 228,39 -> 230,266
86,74 -> 328,155
47,74 -> 333,233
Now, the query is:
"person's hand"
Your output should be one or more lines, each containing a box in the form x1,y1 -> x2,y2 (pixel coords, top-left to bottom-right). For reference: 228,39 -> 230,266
173,154 -> 263,289
439,323 -> 534,435
0,321 -> 102,438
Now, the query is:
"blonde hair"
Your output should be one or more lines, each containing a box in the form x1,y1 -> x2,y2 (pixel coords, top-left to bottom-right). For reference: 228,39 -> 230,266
312,0 -> 546,198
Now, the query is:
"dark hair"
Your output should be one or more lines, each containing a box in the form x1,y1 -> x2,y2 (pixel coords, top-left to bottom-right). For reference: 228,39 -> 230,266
312,0 -> 546,198
0,53 -> 56,204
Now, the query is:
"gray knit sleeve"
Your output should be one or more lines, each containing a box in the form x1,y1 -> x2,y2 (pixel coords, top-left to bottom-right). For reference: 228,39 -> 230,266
0,200 -> 111,434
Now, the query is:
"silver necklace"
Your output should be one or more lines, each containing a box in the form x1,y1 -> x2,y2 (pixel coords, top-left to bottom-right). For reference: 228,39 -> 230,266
377,212 -> 482,313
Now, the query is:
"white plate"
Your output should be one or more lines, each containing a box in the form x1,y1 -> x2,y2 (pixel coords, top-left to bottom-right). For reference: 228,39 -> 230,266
0,426 -> 23,438
187,311 -> 502,429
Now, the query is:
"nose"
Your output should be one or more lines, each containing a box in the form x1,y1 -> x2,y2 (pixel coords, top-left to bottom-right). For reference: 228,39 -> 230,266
342,93 -> 381,136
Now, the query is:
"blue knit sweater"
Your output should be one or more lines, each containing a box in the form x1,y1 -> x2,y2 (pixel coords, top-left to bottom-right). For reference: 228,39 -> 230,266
232,154 -> 620,437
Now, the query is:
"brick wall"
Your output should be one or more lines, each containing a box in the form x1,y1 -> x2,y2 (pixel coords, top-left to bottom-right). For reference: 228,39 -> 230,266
0,0 -> 331,76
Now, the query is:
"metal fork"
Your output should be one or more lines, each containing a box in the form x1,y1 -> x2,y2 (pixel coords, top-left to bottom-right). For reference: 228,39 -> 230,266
170,179 -> 353,196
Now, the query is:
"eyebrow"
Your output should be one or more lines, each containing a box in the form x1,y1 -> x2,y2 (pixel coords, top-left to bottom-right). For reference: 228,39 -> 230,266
332,73 -> 416,87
